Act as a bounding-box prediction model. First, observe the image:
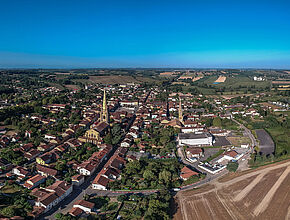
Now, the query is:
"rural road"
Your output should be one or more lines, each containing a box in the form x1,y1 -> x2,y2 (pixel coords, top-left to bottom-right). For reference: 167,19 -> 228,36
232,118 -> 258,148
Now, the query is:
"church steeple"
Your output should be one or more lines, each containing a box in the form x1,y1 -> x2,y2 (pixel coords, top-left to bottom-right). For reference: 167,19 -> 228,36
178,95 -> 183,122
100,89 -> 108,123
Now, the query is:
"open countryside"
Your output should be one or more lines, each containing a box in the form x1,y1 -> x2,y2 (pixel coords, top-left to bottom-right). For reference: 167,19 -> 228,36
175,160 -> 290,220
1,0 -> 290,219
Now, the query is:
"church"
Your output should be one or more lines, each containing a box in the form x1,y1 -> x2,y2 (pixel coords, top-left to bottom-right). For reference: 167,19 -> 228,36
162,95 -> 184,129
79,90 -> 110,145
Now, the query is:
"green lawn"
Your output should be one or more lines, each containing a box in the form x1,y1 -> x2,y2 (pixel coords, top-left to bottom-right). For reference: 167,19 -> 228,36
266,127 -> 290,156
0,184 -> 22,194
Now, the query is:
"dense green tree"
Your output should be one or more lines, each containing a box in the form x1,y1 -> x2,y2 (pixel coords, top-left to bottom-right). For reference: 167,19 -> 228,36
213,117 -> 222,127
0,207 -> 16,218
227,161 -> 239,172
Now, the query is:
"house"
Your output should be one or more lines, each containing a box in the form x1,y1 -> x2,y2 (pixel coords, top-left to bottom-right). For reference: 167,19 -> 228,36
36,153 -> 54,166
77,161 -> 97,176
185,147 -> 203,159
24,149 -> 40,161
12,166 -> 30,179
0,126 -> 7,135
101,167 -> 120,180
36,192 -> 59,212
36,164 -> 58,177
73,200 -> 94,213
217,150 -> 243,163
178,132 -> 213,146
35,181 -> 73,213
180,166 -> 199,180
24,174 -> 46,189
65,138 -> 82,148
37,144 -> 54,152
120,139 -> 131,148
46,181 -> 73,202
92,174 -> 110,190
71,174 -> 85,186
44,134 -> 57,140
69,207 -> 84,217
20,143 -> 34,152
110,157 -> 125,170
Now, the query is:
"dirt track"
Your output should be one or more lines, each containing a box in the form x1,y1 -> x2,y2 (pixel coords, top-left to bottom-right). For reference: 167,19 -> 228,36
175,160 -> 290,220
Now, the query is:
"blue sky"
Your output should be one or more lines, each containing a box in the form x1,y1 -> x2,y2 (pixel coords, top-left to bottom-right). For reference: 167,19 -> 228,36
0,0 -> 290,68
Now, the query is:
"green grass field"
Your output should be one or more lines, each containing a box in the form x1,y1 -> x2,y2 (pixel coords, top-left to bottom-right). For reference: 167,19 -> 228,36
266,127 -> 290,155
191,75 -> 271,94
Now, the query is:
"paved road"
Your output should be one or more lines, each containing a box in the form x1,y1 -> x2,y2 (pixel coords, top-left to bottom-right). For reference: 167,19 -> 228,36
232,118 -> 258,149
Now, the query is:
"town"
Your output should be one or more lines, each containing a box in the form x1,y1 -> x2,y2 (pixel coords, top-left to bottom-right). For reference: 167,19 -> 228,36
0,69 -> 289,219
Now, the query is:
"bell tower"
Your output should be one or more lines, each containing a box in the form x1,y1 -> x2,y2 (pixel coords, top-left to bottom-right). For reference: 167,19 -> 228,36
100,89 -> 109,123
178,95 -> 183,122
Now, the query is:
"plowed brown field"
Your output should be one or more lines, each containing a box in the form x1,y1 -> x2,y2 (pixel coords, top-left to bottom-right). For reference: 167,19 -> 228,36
175,160 -> 290,220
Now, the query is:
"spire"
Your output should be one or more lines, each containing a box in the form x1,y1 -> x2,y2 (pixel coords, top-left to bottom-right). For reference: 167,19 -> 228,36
178,95 -> 183,122
103,89 -> 106,111
101,89 -> 108,123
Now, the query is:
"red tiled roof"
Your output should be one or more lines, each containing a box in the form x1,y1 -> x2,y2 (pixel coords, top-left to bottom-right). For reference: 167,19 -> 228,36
39,192 -> 58,206
93,174 -> 110,187
74,199 -> 94,209
27,174 -> 45,184
69,207 -> 84,217
72,174 -> 85,181
36,164 -> 58,176
224,150 -> 238,158
180,166 -> 199,179
186,147 -> 202,155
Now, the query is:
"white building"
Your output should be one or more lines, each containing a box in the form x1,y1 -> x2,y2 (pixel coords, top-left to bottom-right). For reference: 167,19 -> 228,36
178,132 -> 213,146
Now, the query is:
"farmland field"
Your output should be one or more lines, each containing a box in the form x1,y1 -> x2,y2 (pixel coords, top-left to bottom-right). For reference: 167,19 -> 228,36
64,84 -> 79,90
89,75 -> 157,84
196,76 -> 270,88
192,76 -> 203,82
191,76 -> 271,95
272,81 -> 290,84
175,160 -> 290,220
215,76 -> 227,83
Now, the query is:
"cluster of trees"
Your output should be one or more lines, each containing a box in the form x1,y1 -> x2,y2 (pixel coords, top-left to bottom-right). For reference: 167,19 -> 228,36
0,148 -> 27,165
62,143 -> 98,163
204,117 -> 238,130
0,103 -> 34,121
55,213 -> 80,220
117,191 -> 173,220
0,183 -> 33,218
58,143 -> 97,181
244,113 -> 290,166
248,153 -> 276,167
108,158 -> 183,190
227,161 -> 239,172
104,124 -> 123,145
141,125 -> 178,155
